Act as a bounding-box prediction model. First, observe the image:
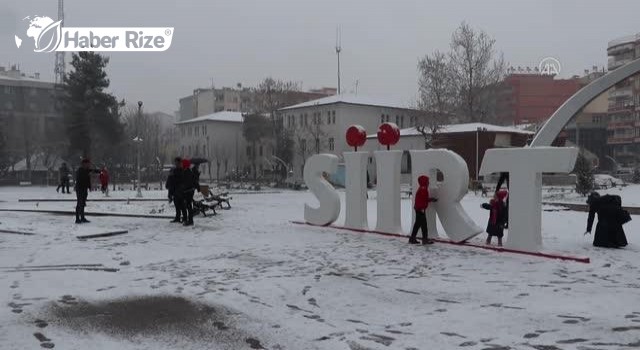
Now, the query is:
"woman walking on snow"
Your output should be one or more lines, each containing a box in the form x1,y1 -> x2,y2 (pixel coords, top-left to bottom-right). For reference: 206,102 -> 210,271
585,192 -> 629,248
409,175 -> 437,245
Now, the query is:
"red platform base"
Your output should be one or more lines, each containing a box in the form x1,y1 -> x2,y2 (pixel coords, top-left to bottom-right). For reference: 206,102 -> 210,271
290,221 -> 590,264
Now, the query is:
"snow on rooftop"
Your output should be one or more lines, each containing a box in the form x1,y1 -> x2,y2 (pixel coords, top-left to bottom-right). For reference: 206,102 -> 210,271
367,122 -> 535,138
279,93 -> 414,111
608,33 -> 640,48
175,111 -> 244,125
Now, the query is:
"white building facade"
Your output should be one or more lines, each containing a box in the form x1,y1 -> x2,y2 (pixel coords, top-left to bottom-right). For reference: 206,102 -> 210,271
277,94 -> 421,180
175,111 -> 251,181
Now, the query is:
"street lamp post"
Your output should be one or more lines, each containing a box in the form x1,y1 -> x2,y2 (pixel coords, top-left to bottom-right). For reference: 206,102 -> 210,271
135,101 -> 143,198
476,127 -> 480,183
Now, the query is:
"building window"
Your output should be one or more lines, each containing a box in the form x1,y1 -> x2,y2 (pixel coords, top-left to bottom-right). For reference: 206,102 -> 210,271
381,114 -> 384,123
327,115 -> 331,124
396,116 -> 399,125
332,115 -> 335,124
401,151 -> 412,174
400,116 -> 404,128
329,137 -> 334,151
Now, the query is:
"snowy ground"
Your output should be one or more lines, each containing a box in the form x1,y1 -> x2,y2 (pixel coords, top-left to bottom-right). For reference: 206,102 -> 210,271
542,175 -> 640,207
1,186 -> 639,350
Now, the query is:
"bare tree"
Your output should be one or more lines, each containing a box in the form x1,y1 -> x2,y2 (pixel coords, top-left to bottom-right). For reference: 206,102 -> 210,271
212,145 -> 230,181
253,77 -> 303,180
295,135 -> 310,176
305,114 -> 327,155
417,50 -> 456,148
0,128 -> 9,177
121,104 -> 164,179
449,22 -> 506,122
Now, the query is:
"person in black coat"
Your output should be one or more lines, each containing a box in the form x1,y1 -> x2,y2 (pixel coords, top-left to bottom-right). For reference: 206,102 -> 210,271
180,158 -> 198,226
75,159 -> 100,224
495,172 -> 509,228
56,162 -> 71,193
586,192 -> 629,248
166,157 -> 184,223
482,190 -> 508,246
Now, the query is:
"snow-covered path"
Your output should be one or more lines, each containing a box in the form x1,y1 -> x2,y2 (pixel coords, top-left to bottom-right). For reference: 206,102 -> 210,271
0,187 -> 639,349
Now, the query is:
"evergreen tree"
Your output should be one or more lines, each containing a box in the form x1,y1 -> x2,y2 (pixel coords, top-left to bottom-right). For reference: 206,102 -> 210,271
63,52 -> 124,160
574,152 -> 594,196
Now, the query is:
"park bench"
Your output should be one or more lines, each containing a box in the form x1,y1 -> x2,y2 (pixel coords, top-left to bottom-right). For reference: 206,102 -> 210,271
192,185 -> 233,217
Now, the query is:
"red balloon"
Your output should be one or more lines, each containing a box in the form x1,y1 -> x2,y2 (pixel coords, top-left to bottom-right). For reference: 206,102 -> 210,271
377,122 -> 400,146
346,125 -> 367,148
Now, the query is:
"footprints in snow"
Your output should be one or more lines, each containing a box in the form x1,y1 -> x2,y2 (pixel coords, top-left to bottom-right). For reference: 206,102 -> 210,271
33,332 -> 55,348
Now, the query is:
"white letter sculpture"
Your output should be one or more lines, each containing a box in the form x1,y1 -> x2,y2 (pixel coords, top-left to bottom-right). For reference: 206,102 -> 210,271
374,150 -> 403,234
410,149 -> 483,242
480,147 -> 578,251
344,152 -> 369,230
303,154 -> 340,226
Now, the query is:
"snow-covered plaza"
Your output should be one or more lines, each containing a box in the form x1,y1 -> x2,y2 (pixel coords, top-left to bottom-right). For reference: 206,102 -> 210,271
1,186 -> 639,350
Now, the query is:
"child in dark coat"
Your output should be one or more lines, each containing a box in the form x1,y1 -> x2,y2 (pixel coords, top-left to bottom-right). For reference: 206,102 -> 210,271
409,175 -> 438,245
482,189 -> 508,246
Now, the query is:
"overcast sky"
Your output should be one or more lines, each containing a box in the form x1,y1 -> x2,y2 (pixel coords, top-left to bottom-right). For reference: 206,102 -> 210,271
1,0 -> 639,114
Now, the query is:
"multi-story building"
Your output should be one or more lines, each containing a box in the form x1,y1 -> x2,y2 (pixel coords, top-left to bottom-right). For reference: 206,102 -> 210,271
277,94 -> 421,180
563,69 -> 612,169
178,86 -> 335,121
606,33 -> 640,166
0,65 -> 63,179
175,111 -> 252,181
497,69 -> 582,125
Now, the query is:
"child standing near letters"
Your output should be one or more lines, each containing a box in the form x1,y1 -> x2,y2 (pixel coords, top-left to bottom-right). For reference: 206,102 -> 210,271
409,175 -> 437,245
482,190 -> 508,246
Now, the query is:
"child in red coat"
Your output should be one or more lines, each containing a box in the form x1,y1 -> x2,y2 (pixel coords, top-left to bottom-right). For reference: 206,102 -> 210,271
99,167 -> 110,196
409,175 -> 438,245
482,190 -> 508,246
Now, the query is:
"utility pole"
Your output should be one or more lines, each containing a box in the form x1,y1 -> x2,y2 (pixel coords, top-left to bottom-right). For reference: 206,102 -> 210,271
211,78 -> 215,113
336,26 -> 342,95
54,0 -> 65,86
135,101 -> 143,198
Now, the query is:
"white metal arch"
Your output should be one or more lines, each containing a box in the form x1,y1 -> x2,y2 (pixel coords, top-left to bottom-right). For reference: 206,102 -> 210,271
530,58 -> 640,147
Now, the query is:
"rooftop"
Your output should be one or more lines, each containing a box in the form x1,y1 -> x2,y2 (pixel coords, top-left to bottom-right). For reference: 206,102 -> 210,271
279,93 -> 414,111
175,111 -> 244,125
366,122 -> 535,138
608,33 -> 640,49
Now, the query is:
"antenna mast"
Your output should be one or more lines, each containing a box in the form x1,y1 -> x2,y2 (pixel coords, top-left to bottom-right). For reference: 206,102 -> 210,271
335,26 -> 342,95
54,0 -> 65,85
211,78 -> 215,113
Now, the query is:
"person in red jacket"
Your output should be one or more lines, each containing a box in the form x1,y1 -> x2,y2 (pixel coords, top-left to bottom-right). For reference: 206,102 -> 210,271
99,166 -> 110,196
409,175 -> 438,245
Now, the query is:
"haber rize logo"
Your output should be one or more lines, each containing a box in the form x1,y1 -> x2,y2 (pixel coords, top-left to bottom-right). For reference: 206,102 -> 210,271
14,14 -> 174,52
15,15 -> 62,52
